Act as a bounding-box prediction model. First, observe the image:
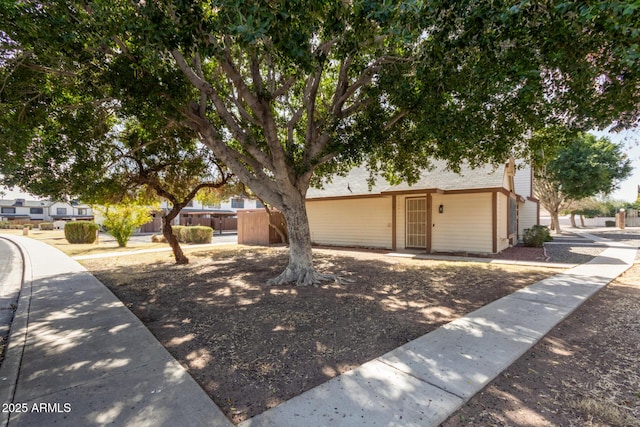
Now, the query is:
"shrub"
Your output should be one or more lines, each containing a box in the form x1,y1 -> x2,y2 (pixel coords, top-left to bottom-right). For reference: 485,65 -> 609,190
64,221 -> 99,244
186,226 -> 213,244
171,225 -> 187,243
97,204 -> 153,247
22,224 -> 32,230
0,221 -> 9,229
39,222 -> 54,230
151,234 -> 167,243
168,225 -> 213,244
523,225 -> 552,247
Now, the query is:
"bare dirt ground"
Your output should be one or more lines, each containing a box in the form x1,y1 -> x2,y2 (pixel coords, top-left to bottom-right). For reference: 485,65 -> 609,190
80,246 -> 559,424
442,263 -> 640,427
442,229 -> 640,427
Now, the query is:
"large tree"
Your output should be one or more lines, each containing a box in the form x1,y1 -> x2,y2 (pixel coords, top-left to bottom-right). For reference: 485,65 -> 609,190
532,130 -> 633,233
2,1 -> 640,285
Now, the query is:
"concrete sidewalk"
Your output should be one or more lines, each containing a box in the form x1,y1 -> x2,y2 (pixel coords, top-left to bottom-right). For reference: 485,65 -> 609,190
239,239 -> 637,426
0,233 -> 636,427
0,235 -> 230,426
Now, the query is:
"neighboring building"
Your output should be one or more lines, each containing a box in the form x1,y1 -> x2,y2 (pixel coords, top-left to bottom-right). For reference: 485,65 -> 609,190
139,197 -> 264,233
304,159 -> 539,255
0,199 -> 94,223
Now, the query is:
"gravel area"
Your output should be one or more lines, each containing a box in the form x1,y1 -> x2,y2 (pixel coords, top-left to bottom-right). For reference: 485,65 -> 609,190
586,229 -> 640,261
542,228 -> 640,264
543,243 -> 606,264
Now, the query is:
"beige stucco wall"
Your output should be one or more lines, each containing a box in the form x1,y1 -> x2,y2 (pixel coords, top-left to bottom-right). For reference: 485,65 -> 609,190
431,193 -> 494,253
306,197 -> 393,249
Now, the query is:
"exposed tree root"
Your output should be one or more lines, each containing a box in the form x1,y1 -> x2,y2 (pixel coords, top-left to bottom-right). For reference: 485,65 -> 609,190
266,266 -> 355,287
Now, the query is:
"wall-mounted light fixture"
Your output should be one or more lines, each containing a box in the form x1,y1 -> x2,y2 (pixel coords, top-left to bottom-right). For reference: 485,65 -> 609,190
439,204 -> 444,214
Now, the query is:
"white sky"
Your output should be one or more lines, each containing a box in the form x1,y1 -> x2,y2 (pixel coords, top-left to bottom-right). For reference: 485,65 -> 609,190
590,127 -> 640,202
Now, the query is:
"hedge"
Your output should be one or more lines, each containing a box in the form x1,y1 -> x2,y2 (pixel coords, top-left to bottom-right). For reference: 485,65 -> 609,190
64,221 -> 100,244
39,222 -> 54,230
169,225 -> 212,244
186,226 -> 213,244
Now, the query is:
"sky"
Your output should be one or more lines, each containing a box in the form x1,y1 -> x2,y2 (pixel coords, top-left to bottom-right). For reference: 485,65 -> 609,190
591,126 -> 640,203
3,128 -> 640,203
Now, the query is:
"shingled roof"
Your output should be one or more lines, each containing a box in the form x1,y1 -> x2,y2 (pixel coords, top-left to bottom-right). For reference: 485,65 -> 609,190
306,161 -> 507,199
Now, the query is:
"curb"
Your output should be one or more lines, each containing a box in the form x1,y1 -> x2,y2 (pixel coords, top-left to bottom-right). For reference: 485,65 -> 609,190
0,237 -> 32,427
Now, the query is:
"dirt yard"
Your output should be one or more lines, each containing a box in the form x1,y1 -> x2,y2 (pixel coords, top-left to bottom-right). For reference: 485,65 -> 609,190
80,246 -> 560,424
442,263 -> 640,427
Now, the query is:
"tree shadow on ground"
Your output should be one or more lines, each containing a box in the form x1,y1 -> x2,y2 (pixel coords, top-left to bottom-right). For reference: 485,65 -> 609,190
86,248 -> 559,424
441,265 -> 640,427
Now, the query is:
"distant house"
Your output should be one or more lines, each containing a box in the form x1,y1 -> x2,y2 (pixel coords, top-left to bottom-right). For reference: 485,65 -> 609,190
304,159 -> 539,255
139,197 -> 264,233
0,198 -> 94,224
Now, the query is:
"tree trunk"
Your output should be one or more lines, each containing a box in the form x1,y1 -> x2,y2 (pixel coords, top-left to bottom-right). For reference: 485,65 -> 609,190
570,213 -> 577,228
551,211 -> 562,234
262,203 -> 288,244
265,192 -> 341,286
162,215 -> 189,264
580,215 -> 585,227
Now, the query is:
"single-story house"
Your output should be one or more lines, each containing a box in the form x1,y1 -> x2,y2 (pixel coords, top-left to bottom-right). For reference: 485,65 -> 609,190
305,159 -> 539,255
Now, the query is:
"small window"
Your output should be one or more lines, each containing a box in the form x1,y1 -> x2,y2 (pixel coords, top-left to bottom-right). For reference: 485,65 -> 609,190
30,207 -> 44,214
57,208 -> 67,215
1,207 -> 16,214
78,208 -> 87,215
231,198 -> 244,209
255,200 -> 264,209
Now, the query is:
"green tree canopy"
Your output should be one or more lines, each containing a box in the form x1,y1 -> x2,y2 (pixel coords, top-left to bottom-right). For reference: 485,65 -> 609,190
533,130 -> 633,232
2,1 -> 640,284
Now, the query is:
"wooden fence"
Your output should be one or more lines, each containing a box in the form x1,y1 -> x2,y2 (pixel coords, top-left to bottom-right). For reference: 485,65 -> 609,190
237,209 -> 286,245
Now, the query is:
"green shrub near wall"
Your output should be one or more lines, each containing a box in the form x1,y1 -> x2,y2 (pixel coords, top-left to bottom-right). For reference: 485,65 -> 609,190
39,222 -> 54,230
0,221 -> 9,229
523,225 -> 553,247
64,221 -> 99,244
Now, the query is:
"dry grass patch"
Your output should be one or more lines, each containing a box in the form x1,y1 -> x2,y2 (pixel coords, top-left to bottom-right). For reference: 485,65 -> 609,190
1,229 -> 168,256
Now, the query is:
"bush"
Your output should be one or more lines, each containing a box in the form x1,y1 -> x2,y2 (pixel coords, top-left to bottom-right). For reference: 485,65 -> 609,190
39,222 -> 54,230
151,234 -> 167,243
171,225 -> 187,243
169,225 -> 212,244
186,226 -> 213,244
64,221 -> 99,244
0,221 -> 9,229
97,204 -> 153,247
523,225 -> 552,247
